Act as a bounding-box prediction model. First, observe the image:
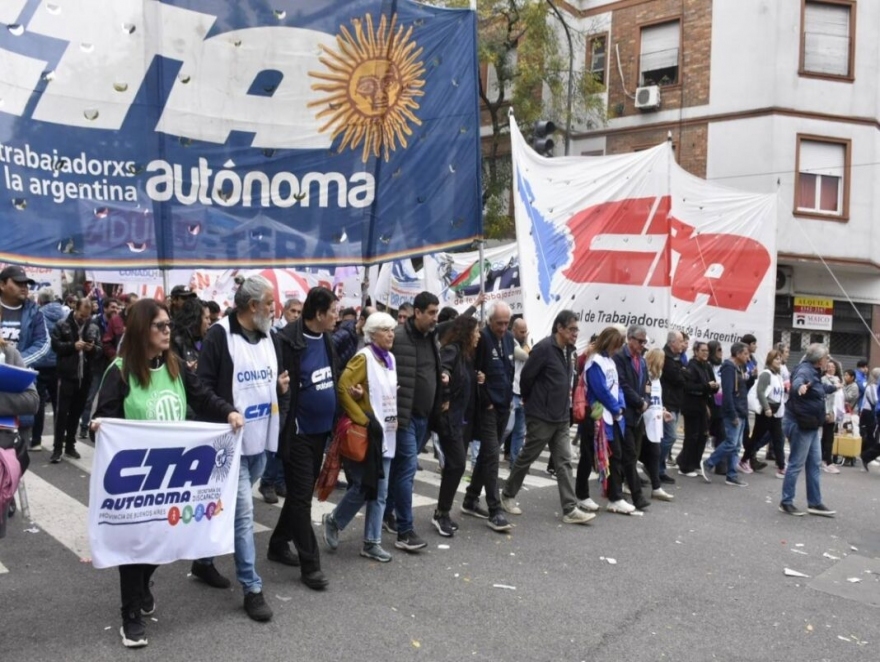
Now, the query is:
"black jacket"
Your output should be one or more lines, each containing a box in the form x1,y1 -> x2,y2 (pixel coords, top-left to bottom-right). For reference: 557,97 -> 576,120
438,342 -> 477,442
275,317 -> 338,458
520,335 -> 576,424
474,326 -> 515,412
786,360 -> 836,430
50,311 -> 102,382
660,344 -> 688,412
93,358 -> 235,423
391,318 -> 442,430
613,345 -> 648,427
682,359 -> 717,415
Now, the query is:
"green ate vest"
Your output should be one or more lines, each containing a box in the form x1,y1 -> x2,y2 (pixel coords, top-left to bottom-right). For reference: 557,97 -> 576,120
111,357 -> 187,421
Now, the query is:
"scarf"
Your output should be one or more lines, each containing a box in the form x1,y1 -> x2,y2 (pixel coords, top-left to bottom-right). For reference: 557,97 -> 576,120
368,343 -> 394,370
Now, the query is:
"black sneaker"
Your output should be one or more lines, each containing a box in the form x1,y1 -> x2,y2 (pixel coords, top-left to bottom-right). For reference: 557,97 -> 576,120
190,561 -> 231,589
382,513 -> 397,534
460,500 -> 490,519
141,582 -> 155,616
243,591 -> 273,622
779,502 -> 805,516
120,613 -> 148,648
267,544 -> 301,566
300,570 -> 329,591
395,530 -> 428,552
658,474 -> 676,485
50,451 -> 62,464
486,513 -> 512,532
807,504 -> 836,517
725,477 -> 748,487
275,483 -> 287,498
750,458 -> 768,472
432,511 -> 454,537
65,448 -> 81,460
258,484 -> 278,504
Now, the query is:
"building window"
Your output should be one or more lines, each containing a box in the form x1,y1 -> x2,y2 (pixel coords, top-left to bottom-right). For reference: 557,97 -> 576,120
589,35 -> 607,86
800,0 -> 855,79
794,135 -> 850,219
639,20 -> 680,87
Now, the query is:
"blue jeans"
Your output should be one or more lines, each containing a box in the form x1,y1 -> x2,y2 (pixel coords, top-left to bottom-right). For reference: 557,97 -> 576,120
196,452 -> 266,594
781,418 -> 823,507
384,416 -> 427,534
706,416 -> 744,480
332,457 -> 392,543
510,395 -> 526,465
260,450 -> 285,490
659,410 -> 679,476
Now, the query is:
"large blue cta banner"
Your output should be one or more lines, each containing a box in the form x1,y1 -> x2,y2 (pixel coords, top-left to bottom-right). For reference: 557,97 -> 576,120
0,0 -> 482,268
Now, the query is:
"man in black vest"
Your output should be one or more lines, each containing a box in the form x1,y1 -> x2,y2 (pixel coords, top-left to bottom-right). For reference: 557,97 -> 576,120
384,291 -> 443,551
461,301 -> 513,532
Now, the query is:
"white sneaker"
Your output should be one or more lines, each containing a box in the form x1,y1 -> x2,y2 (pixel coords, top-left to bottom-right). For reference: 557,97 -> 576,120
562,507 -> 596,525
677,469 -> 698,477
652,488 -> 674,502
607,499 -> 636,515
822,463 -> 840,474
500,495 -> 522,515
737,461 -> 754,475
576,497 -> 600,512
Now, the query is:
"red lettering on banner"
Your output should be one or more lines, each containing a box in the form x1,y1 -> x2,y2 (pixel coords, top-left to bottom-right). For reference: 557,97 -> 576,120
564,196 -> 771,312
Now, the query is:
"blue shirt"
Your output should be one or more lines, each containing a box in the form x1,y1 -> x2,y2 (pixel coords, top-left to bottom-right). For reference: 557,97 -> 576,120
296,333 -> 336,434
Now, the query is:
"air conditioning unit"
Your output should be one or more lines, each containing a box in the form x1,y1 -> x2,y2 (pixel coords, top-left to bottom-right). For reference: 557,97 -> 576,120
776,266 -> 793,295
635,85 -> 660,110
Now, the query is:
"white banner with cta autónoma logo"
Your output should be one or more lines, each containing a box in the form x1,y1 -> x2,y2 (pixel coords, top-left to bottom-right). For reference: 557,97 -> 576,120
88,419 -> 242,569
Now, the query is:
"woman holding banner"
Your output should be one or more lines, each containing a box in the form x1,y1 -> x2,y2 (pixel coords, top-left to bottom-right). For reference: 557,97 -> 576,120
322,312 -> 398,563
92,299 -> 243,648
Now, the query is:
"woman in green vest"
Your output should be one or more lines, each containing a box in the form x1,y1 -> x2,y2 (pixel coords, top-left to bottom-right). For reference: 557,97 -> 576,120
92,298 -> 243,648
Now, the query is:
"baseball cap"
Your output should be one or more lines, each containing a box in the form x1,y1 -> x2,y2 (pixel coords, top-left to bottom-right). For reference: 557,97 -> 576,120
0,265 -> 35,285
170,285 -> 197,299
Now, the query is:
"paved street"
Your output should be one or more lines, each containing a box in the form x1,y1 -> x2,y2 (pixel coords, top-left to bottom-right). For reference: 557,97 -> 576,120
2,428 -> 880,662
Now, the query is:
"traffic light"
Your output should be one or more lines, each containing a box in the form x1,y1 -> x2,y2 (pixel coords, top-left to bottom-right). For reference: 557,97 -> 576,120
531,120 -> 557,156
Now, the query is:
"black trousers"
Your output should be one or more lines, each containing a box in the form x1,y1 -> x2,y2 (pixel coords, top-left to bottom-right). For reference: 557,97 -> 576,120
606,421 -> 638,502
821,421 -> 836,465
464,407 -> 505,514
32,367 -> 57,445
54,375 -> 91,453
270,432 -> 327,574
679,409 -> 708,473
622,419 -> 646,498
859,409 -> 879,462
743,413 -> 785,469
437,421 -> 473,513
575,420 -> 594,500
118,564 -> 157,616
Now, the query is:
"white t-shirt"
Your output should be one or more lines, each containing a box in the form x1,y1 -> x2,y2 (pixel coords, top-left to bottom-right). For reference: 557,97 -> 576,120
645,378 -> 664,443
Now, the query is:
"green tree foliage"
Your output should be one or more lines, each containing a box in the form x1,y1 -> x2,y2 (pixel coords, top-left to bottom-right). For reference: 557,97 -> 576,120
426,1 -> 606,238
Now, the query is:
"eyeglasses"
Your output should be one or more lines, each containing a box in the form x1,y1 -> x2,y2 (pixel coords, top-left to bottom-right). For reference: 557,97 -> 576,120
151,321 -> 174,333
631,337 -> 647,345
566,326 -> 579,332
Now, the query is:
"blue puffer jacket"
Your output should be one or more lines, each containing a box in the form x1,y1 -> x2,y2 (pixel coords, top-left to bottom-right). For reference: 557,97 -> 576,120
32,301 -> 65,369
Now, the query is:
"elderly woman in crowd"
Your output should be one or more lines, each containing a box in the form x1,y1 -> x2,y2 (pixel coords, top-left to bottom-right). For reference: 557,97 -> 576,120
678,341 -> 718,477
323,312 -> 398,563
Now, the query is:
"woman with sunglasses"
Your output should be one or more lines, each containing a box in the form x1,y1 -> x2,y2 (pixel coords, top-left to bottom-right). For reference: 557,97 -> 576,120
92,299 -> 243,648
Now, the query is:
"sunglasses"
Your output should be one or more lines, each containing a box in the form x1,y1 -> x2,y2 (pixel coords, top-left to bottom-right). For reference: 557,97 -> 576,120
151,321 -> 174,333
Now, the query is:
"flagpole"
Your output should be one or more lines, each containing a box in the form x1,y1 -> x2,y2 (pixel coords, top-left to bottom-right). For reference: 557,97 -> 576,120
478,239 -> 486,320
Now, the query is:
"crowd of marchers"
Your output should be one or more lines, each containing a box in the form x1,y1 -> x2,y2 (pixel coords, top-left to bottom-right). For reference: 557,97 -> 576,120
3,265 -> 880,649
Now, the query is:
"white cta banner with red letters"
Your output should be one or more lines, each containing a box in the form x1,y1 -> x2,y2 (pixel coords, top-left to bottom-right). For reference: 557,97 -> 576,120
89,419 -> 242,569
511,116 -> 777,353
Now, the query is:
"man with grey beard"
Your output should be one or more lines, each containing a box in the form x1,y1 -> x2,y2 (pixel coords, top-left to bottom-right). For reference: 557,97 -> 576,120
191,275 -> 290,622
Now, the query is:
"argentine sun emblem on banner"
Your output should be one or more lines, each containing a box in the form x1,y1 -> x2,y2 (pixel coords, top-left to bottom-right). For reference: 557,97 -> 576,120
88,419 -> 242,569
0,0 -> 482,269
